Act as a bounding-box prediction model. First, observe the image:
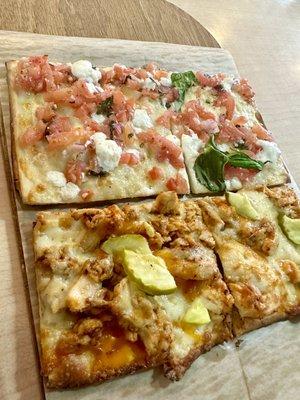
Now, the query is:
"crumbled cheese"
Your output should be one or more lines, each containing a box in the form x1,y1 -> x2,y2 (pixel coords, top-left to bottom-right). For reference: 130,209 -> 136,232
132,109 -> 153,130
91,113 -> 106,125
71,60 -> 101,84
168,134 -> 181,146
143,77 -> 156,90
222,75 -> 235,92
225,177 -> 243,191
217,143 -> 230,152
160,76 -> 172,87
60,182 -> 81,200
126,148 -> 140,159
46,171 -> 67,187
182,133 -> 204,160
90,132 -> 122,172
85,82 -> 103,94
256,139 -> 281,164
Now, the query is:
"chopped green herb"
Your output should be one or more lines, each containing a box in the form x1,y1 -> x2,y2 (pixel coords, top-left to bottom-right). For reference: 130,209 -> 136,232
97,96 -> 113,116
171,71 -> 198,111
193,137 -> 265,192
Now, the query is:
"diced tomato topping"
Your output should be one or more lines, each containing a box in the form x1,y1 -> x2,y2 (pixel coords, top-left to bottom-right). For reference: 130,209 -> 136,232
44,79 -> 109,109
148,166 -> 164,181
178,100 -> 218,140
166,174 -> 189,193
145,63 -> 158,75
101,69 -> 114,84
112,90 -> 134,122
214,91 -> 235,120
20,120 -> 46,146
156,110 -> 178,129
45,116 -> 90,150
251,124 -> 273,141
224,165 -> 258,182
141,89 -> 160,100
232,78 -> 255,102
232,115 -> 247,126
80,189 -> 93,200
35,103 -> 56,122
165,87 -> 179,103
15,56 -> 72,93
119,152 -> 139,166
74,102 -> 97,122
138,130 -> 184,169
154,69 -> 168,80
195,71 -> 225,88
126,78 -> 142,91
113,64 -> 134,84
65,160 -> 86,184
217,121 -> 261,153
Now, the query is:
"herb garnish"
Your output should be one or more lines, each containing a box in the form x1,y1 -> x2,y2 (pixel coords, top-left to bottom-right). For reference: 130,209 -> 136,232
97,96 -> 113,116
193,137 -> 265,192
171,71 -> 198,111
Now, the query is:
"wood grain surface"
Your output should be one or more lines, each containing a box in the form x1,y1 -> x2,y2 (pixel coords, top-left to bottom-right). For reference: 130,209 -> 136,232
0,0 -> 219,47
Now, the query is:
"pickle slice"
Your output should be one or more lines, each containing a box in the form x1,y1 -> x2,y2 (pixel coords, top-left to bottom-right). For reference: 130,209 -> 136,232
280,215 -> 300,245
102,234 -> 151,256
227,192 -> 258,220
123,249 -> 177,295
183,298 -> 211,325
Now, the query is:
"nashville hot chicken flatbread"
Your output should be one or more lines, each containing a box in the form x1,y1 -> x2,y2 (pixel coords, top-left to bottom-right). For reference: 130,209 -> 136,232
33,192 -> 233,388
198,185 -> 300,335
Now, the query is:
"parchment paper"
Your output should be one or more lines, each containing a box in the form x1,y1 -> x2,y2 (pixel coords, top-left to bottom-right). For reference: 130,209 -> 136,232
0,30 -> 299,400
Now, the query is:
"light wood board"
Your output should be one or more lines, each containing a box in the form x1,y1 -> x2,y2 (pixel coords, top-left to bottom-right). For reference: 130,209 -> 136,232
0,31 -> 299,400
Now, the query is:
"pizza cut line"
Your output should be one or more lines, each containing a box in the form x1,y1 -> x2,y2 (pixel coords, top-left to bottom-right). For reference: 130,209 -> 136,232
7,56 -> 287,204
33,187 -> 300,388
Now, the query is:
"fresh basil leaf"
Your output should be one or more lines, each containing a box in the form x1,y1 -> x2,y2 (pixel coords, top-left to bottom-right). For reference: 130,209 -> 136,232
193,138 -> 228,192
227,153 -> 265,170
97,96 -> 113,116
171,71 -> 198,111
193,137 -> 266,192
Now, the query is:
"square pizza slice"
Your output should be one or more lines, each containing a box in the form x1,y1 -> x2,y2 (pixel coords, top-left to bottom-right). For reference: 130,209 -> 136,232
171,70 -> 288,193
33,192 -> 233,388
198,185 -> 300,336
7,57 -> 189,204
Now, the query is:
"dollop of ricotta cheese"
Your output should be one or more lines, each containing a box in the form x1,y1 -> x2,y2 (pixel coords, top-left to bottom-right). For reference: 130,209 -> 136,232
90,132 -> 122,172
47,171 -> 67,187
60,182 -> 81,200
71,60 -> 101,84
132,109 -> 153,130
256,139 -> 281,164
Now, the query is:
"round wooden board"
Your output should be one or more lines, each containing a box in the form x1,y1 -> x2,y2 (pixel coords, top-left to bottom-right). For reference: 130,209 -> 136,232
0,0 -> 219,47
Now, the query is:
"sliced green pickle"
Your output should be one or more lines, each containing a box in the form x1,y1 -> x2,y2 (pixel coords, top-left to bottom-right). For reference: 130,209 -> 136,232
183,298 -> 211,325
227,192 -> 258,220
123,249 -> 177,295
280,215 -> 300,245
101,234 -> 151,256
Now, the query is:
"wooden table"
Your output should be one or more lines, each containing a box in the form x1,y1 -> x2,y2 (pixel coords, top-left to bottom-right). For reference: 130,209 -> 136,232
0,2 -> 218,399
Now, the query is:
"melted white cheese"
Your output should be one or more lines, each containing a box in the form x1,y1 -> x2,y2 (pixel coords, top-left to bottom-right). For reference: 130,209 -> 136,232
47,171 -> 67,187
90,132 -> 122,172
132,108 -> 153,130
